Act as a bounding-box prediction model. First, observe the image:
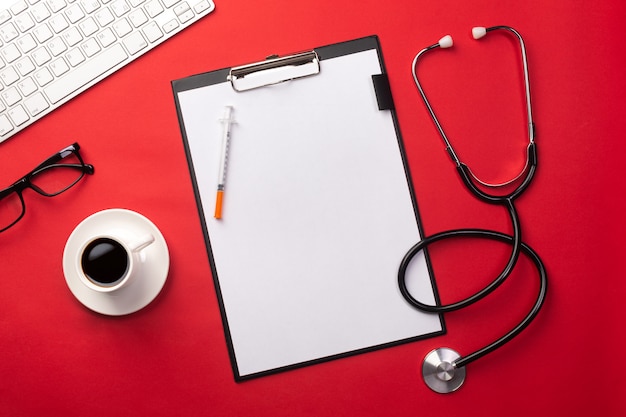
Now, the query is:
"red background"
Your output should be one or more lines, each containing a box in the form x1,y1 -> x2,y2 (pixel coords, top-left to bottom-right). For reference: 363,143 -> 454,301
1,0 -> 625,415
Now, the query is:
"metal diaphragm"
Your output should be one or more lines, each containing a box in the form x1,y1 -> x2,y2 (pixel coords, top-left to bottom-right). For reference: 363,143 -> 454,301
422,347 -> 466,393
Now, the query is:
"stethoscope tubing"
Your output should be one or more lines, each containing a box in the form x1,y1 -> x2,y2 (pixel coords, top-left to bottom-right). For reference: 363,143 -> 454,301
404,25 -> 547,374
457,142 -> 537,203
399,198 -> 522,313
398,227 -> 547,368
454,231 -> 547,368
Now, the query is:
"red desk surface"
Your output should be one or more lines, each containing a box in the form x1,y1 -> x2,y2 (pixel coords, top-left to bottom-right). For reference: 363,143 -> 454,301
1,1 -> 625,416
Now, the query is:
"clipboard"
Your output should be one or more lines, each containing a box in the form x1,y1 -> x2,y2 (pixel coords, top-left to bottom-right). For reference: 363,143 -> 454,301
172,36 -> 445,380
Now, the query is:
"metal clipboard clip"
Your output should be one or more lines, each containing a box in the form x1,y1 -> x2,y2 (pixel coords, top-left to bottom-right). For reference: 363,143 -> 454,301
228,51 -> 321,92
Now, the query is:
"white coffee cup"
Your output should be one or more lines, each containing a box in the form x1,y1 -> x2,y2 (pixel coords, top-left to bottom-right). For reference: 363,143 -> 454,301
77,232 -> 155,293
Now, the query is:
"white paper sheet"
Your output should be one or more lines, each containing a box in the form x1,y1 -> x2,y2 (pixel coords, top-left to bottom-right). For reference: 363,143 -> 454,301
175,41 -> 442,378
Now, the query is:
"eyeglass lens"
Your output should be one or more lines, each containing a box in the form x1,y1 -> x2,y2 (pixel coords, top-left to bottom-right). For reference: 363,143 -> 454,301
30,151 -> 87,196
0,191 -> 24,232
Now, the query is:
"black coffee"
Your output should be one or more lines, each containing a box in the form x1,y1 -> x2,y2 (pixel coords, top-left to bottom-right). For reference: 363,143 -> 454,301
81,238 -> 129,285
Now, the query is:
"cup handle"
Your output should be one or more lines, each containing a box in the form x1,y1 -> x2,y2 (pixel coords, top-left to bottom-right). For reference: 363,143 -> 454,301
128,233 -> 156,253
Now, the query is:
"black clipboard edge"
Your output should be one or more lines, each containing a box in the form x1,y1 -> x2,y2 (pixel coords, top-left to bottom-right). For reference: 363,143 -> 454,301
171,35 -> 446,382
235,329 -> 447,382
171,87 -> 241,379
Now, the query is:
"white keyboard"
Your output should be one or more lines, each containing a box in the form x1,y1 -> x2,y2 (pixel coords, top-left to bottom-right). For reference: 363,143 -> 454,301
0,0 -> 214,142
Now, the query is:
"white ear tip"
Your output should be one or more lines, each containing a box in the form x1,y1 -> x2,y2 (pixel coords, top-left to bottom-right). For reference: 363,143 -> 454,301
472,27 -> 487,39
438,35 -> 453,48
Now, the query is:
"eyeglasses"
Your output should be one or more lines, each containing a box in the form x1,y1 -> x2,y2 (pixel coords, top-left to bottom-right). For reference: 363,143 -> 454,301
0,143 -> 94,233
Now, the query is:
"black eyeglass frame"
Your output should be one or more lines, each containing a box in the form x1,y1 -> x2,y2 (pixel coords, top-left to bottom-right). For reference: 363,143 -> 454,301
0,142 -> 94,233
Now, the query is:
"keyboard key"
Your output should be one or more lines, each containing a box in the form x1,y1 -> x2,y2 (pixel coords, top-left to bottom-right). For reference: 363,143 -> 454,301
162,18 -> 178,33
173,1 -> 188,15
17,33 -> 37,53
31,2 -> 51,22
0,22 -> 19,42
78,16 -> 97,35
81,0 -> 100,13
122,30 -> 146,54
110,0 -> 129,17
65,4 -> 85,23
0,66 -> 20,85
15,56 -> 35,75
1,43 -> 21,62
94,7 -> 114,26
50,57 -> 69,76
128,8 -> 146,27
193,0 -> 211,13
142,21 -> 162,42
32,23 -> 53,42
0,10 -> 11,25
48,0 -> 67,13
17,76 -> 37,96
112,17 -> 131,36
47,36 -> 67,55
177,9 -> 193,23
44,43 -> 127,103
0,114 -> 14,136
33,67 -> 53,86
8,104 -> 29,126
49,14 -> 68,32
24,91 -> 50,116
10,0 -> 29,15
66,47 -> 85,66
144,0 -> 163,17
61,25 -> 82,45
15,13 -> 35,32
96,27 -> 116,47
32,46 -> 52,65
80,37 -> 100,56
2,86 -> 22,105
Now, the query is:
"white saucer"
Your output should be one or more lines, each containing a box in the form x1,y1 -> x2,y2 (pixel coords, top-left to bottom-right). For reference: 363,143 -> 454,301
63,209 -> 170,316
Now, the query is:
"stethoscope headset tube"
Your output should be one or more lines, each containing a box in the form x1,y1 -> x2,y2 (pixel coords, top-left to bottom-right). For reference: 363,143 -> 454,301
400,26 -> 547,393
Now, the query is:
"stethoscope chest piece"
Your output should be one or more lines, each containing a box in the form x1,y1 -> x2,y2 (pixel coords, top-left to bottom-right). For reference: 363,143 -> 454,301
422,347 -> 466,393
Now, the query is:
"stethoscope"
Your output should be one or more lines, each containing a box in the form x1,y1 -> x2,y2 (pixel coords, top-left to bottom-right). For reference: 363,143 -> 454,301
398,26 -> 548,393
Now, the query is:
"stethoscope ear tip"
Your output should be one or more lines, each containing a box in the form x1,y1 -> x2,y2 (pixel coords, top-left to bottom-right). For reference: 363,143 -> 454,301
438,35 -> 453,48
422,347 -> 466,393
472,26 -> 487,39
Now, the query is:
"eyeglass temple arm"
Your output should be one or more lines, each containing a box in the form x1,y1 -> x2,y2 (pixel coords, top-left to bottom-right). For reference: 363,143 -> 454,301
31,142 -> 94,174
0,185 -> 15,198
